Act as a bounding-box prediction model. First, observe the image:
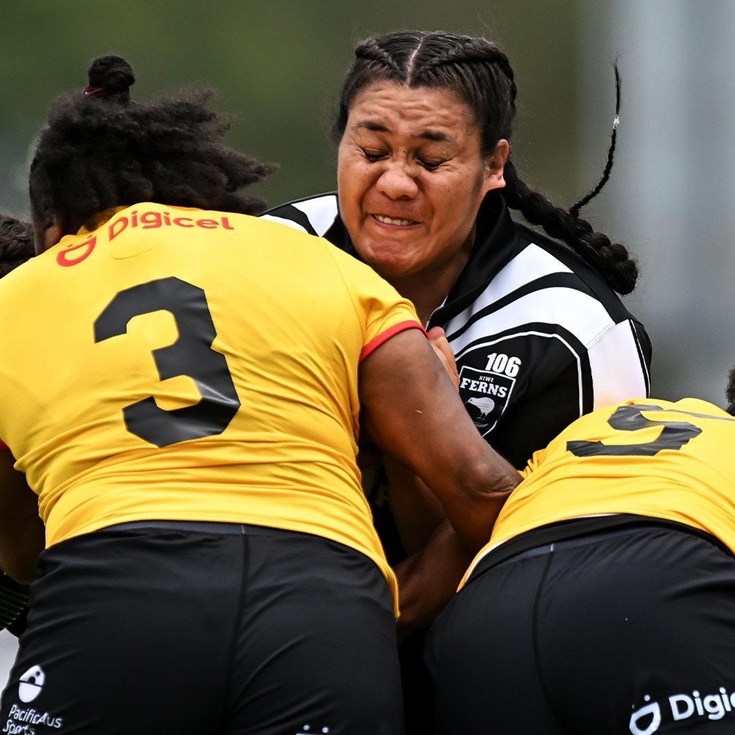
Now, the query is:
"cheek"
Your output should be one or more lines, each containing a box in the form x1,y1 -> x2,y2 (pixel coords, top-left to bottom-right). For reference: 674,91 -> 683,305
433,182 -> 477,226
337,153 -> 363,193
337,176 -> 359,228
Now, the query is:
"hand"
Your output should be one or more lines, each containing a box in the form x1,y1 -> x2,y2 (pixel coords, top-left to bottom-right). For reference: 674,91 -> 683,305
427,326 -> 459,389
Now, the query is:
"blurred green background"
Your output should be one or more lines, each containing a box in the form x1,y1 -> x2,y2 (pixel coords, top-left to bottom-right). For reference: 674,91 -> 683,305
0,0 -> 584,213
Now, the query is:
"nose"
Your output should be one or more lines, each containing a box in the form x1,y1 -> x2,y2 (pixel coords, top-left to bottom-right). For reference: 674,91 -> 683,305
376,160 -> 419,200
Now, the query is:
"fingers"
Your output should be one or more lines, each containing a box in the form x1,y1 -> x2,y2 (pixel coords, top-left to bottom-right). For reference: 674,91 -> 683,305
427,326 -> 459,389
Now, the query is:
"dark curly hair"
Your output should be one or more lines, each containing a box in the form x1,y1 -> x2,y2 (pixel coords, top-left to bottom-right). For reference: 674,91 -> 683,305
726,365 -> 735,416
0,214 -> 34,277
333,31 -> 637,295
30,55 -> 276,235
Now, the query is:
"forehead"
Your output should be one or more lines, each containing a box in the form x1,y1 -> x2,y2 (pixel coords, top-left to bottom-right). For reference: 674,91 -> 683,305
347,81 -> 478,141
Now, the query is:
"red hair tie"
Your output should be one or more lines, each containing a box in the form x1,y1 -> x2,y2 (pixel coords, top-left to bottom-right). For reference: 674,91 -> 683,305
84,85 -> 106,97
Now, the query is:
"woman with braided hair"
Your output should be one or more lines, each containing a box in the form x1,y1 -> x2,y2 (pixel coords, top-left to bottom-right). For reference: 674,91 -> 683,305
0,54 -> 521,734
267,29 -> 650,470
263,28 -> 652,733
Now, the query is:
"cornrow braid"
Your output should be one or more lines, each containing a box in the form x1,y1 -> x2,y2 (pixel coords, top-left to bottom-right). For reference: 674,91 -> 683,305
31,55 -> 276,234
416,34 -> 512,82
333,31 -> 517,153
334,30 -> 638,294
503,159 -> 637,294
354,37 -> 405,78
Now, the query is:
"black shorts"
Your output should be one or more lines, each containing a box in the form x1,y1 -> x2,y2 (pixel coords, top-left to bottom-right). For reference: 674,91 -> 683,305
426,524 -> 735,734
0,522 -> 403,735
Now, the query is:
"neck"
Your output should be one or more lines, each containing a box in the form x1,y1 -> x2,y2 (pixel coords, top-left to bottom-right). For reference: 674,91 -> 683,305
387,254 -> 468,325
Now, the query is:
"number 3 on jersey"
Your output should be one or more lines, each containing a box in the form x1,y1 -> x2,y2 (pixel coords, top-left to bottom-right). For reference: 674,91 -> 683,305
94,277 -> 240,447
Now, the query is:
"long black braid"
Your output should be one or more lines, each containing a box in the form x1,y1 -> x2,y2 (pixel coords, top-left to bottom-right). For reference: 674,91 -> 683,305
334,31 -> 638,295
30,55 -> 276,234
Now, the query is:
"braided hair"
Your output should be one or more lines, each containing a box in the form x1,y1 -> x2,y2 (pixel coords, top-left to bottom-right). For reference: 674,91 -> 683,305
30,55 -> 276,234
334,31 -> 638,295
0,214 -> 34,276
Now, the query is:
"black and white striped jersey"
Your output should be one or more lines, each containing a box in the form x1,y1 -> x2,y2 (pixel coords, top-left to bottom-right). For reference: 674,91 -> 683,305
263,191 -> 651,468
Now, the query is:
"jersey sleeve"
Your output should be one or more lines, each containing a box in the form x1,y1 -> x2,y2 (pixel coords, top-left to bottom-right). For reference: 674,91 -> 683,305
587,319 -> 651,407
360,320 -> 427,361
326,245 -> 424,358
261,193 -> 340,237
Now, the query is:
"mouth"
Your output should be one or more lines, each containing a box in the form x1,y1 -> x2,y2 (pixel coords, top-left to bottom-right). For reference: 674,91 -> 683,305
372,214 -> 418,226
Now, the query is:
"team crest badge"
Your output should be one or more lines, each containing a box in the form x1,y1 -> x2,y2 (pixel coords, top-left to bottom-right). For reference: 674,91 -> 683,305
459,365 -> 515,437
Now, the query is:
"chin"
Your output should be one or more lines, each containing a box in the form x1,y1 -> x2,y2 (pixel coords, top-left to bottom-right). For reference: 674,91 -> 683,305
358,248 -> 411,278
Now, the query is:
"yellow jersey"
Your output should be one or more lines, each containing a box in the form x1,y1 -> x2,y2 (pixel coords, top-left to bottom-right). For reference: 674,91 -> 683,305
0,203 -> 423,608
463,397 -> 735,585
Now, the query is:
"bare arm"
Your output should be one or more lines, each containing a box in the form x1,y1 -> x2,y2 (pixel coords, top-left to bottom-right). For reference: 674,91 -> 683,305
359,328 -> 520,551
377,326 -> 459,556
0,451 -> 44,584
394,518 -> 474,639
382,456 -> 446,555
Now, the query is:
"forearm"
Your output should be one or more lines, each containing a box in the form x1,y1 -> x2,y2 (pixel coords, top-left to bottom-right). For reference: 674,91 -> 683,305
359,329 -> 521,550
395,519 -> 474,640
383,456 -> 446,556
0,453 -> 44,584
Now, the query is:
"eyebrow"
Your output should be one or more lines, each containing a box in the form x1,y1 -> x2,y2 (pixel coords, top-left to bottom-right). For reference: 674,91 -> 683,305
355,121 -> 455,144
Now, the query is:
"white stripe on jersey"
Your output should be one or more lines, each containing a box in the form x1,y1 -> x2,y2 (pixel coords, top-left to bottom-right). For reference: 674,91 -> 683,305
262,194 -> 339,237
447,285 -> 615,355
452,243 -> 573,315
588,320 -> 649,407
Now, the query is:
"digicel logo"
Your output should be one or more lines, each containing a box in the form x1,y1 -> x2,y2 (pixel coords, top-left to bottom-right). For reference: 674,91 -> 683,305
56,236 -> 97,267
108,209 -> 235,240
55,210 -> 237,267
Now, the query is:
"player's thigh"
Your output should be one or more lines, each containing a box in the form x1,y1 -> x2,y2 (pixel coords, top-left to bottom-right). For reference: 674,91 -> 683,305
539,527 -> 735,734
427,552 -> 567,735
226,531 -> 403,735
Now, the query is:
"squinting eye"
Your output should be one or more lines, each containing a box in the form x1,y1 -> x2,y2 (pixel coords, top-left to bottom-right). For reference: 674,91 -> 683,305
362,150 -> 385,163
420,159 -> 443,171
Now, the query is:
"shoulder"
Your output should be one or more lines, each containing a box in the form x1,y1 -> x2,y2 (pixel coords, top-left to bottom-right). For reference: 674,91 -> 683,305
475,219 -> 644,337
261,192 -> 341,238
510,222 -> 635,314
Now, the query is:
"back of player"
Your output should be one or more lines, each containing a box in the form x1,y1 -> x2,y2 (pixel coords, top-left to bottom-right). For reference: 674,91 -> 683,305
0,201 -> 423,735
0,57 -> 427,735
428,396 -> 735,734
0,202 -> 418,580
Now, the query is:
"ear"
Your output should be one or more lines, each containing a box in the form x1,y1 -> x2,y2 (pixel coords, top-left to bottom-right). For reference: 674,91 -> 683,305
483,139 -> 511,191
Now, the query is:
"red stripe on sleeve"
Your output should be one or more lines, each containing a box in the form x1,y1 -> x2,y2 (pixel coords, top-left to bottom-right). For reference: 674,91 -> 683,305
359,321 -> 427,362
